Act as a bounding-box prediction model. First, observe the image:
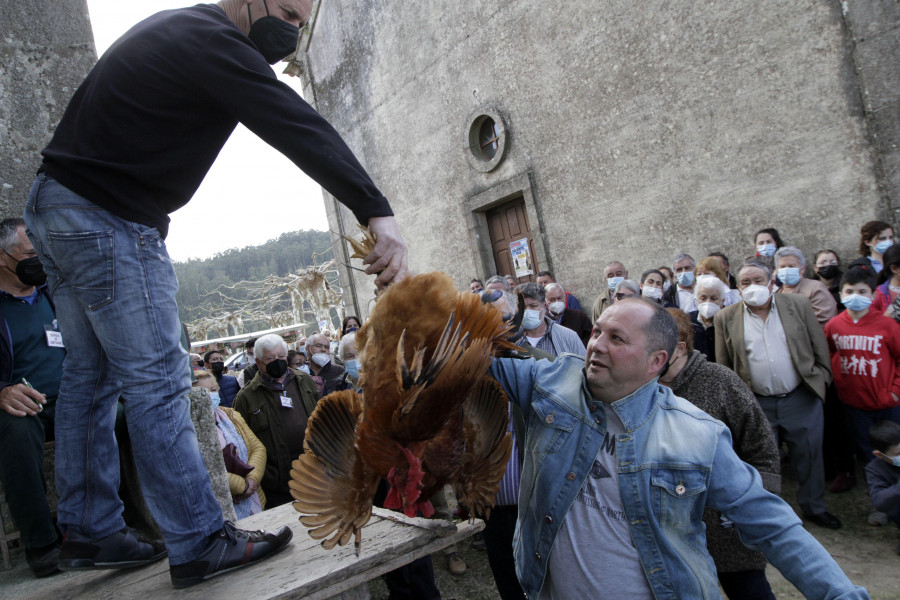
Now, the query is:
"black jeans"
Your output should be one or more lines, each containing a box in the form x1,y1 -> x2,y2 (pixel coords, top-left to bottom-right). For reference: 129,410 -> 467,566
481,505 -> 525,600
0,401 -> 57,549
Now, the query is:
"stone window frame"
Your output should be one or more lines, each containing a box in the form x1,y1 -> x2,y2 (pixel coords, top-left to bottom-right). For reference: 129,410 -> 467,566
464,171 -> 551,278
464,107 -> 509,173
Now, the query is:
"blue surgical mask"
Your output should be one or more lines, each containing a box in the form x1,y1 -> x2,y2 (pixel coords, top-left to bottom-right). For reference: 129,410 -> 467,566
345,359 -> 360,379
777,267 -> 802,286
875,240 -> 894,255
676,271 -> 695,287
299,364 -> 310,374
607,276 -> 624,292
889,454 -> 900,467
841,294 -> 872,312
522,309 -> 543,330
757,243 -> 777,257
209,391 -> 221,412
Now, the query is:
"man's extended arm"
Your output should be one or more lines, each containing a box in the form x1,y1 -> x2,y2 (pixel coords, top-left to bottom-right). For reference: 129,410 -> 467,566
707,429 -> 868,599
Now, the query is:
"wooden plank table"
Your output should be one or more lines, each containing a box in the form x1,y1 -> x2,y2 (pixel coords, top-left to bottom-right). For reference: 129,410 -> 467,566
26,506 -> 484,600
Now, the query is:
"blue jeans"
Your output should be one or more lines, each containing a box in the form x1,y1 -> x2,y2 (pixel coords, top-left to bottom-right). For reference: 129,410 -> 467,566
24,175 -> 223,564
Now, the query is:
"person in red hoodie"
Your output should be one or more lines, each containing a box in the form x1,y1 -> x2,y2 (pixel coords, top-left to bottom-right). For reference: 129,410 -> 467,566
826,267 -> 900,461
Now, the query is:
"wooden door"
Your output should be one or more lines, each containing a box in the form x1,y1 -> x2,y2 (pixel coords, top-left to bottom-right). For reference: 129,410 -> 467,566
485,198 -> 538,285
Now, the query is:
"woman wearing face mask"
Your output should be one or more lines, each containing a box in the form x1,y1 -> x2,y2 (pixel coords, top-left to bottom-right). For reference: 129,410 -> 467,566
870,244 -> 900,314
849,220 -> 894,275
639,269 -> 675,307
754,228 -> 784,260
773,247 -> 836,326
694,257 -> 741,307
813,250 -> 843,312
341,315 -> 361,338
689,275 -> 728,362
195,371 -> 267,518
336,332 -> 362,391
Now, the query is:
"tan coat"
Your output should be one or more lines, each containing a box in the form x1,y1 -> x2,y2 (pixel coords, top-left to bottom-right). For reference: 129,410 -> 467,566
714,293 -> 832,400
774,276 -> 836,326
590,290 -> 612,323
220,407 -> 267,509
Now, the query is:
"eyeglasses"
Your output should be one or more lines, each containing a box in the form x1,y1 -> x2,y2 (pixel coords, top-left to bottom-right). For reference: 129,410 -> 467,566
816,260 -> 838,267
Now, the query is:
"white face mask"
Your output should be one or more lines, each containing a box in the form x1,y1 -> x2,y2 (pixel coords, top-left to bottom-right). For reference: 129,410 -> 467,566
311,353 -> 330,367
662,281 -> 671,293
697,302 -> 721,319
642,286 -> 662,300
741,284 -> 771,307
547,301 -> 565,315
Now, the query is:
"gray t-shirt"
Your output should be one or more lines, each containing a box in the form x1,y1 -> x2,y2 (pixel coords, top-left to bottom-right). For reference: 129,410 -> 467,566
539,408 -> 653,599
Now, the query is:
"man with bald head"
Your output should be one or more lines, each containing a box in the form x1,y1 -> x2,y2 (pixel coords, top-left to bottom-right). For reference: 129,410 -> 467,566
591,261 -> 628,322
488,298 -> 867,599
24,0 -> 410,587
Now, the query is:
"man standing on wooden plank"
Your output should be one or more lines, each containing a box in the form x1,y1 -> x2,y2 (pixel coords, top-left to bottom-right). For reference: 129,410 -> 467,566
24,0 -> 408,588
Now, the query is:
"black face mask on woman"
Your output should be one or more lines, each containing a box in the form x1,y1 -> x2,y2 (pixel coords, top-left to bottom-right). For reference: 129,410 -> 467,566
816,265 -> 840,280
247,0 -> 301,64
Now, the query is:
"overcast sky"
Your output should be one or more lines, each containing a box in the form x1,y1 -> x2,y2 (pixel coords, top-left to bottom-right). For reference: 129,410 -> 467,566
84,0 -> 329,262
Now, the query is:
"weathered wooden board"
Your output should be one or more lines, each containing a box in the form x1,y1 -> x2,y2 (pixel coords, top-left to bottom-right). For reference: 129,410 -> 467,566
25,505 -> 483,600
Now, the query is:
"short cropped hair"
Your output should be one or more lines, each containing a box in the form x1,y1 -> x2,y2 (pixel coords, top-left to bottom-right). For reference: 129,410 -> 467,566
518,281 -> 545,304
203,349 -> 223,363
673,253 -> 695,268
0,218 -> 24,253
536,270 -> 554,280
840,266 -> 876,291
485,275 -> 510,292
869,420 -> 900,453
545,282 -> 565,294
257,333 -> 288,357
774,246 -> 806,268
619,298 -> 677,362
737,259 -> 772,281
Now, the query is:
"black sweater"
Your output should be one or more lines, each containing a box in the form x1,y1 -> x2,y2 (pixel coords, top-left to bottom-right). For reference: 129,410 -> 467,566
41,4 -> 392,237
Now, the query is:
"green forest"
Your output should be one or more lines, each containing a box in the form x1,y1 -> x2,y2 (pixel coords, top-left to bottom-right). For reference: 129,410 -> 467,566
175,229 -> 336,336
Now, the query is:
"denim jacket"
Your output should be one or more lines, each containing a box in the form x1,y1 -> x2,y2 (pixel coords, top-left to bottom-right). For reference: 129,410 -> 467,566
489,355 -> 868,600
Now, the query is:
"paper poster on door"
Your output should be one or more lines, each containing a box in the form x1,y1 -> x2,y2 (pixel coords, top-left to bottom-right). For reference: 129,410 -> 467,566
510,238 -> 533,278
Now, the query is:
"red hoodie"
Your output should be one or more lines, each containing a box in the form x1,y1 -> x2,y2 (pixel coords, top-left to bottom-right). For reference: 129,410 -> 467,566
825,309 -> 900,410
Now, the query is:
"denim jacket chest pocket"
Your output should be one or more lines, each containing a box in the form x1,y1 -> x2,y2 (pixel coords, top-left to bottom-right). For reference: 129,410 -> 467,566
528,400 -> 577,457
650,468 -> 708,529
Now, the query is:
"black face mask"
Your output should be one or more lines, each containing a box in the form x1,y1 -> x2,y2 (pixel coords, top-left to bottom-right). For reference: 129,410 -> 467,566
15,256 -> 47,287
264,358 -> 288,379
817,265 -> 840,280
210,361 -> 225,376
2,249 -> 47,287
247,0 -> 301,64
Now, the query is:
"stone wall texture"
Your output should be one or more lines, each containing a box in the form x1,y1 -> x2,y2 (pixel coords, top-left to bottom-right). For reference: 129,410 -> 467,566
0,0 -> 96,219
301,0 -> 898,311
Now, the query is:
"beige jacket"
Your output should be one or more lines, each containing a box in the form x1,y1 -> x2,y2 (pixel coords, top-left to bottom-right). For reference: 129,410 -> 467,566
714,293 -> 832,400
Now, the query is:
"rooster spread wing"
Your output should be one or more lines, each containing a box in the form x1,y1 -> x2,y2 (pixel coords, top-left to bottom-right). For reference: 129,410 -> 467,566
451,375 -> 513,520
289,390 -> 380,550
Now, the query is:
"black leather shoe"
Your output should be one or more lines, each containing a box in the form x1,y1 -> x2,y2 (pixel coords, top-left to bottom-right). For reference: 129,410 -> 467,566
169,521 -> 293,588
25,543 -> 61,578
803,511 -> 842,530
59,527 -> 167,570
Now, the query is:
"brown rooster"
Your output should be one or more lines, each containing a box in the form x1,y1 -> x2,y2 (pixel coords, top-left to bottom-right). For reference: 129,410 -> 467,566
289,267 -> 517,552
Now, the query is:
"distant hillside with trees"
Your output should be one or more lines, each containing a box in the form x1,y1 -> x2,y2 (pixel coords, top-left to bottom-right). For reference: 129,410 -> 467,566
175,229 -> 335,335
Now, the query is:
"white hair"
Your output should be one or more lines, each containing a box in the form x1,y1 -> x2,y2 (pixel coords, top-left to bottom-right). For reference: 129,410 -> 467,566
255,334 -> 287,357
544,282 -> 565,294
693,275 -> 729,299
338,332 -> 356,361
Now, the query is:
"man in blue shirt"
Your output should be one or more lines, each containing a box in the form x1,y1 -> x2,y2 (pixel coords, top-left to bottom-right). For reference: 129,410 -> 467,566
0,219 -> 66,577
489,298 -> 868,599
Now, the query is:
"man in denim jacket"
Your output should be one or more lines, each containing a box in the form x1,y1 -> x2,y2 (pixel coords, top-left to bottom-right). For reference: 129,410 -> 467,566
489,298 -> 867,599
